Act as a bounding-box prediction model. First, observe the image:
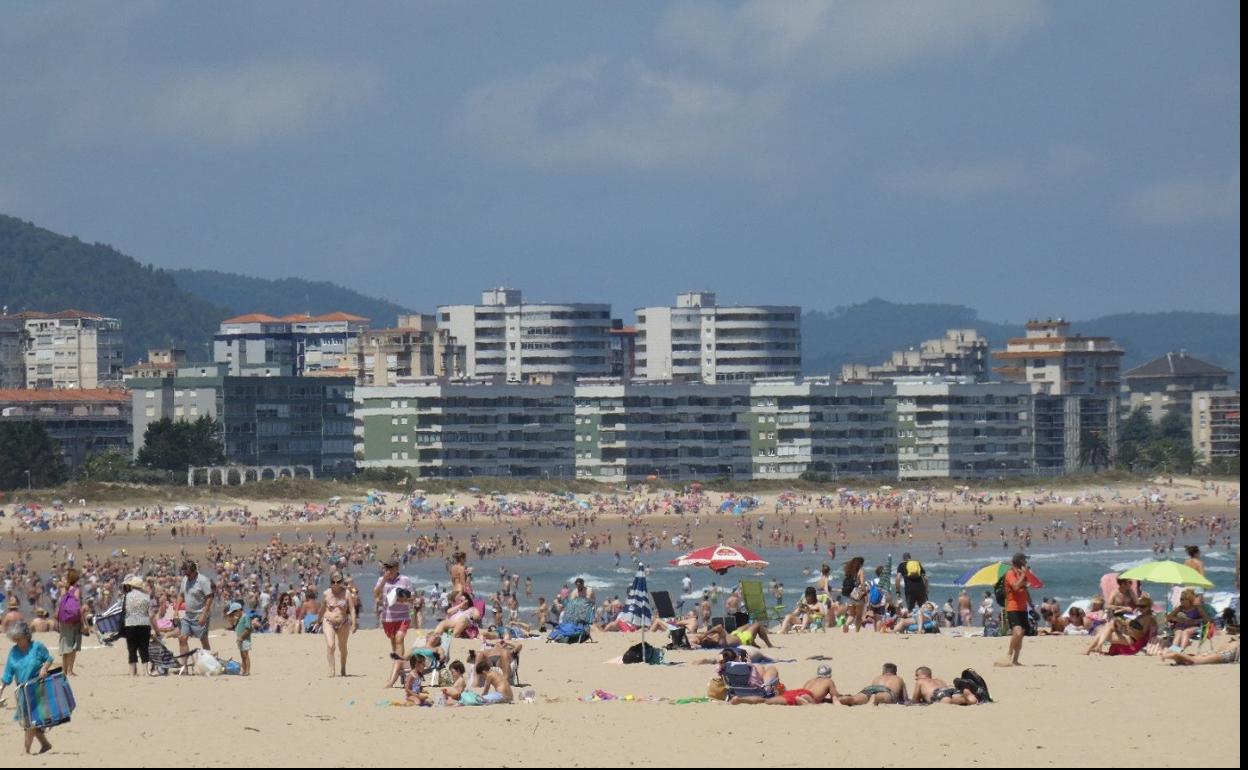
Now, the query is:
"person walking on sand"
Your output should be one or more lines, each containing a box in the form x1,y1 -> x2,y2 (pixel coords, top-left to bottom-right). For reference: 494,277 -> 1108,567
0,622 -> 55,754
997,553 -> 1033,667
321,570 -> 357,677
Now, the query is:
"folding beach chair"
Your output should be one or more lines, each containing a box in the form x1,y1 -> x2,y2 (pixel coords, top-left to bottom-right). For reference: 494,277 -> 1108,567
721,661 -> 770,699
739,580 -> 786,625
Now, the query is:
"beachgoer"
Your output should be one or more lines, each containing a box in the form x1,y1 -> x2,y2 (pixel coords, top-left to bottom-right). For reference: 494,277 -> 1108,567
912,666 -> 979,705
1162,638 -> 1239,666
897,552 -> 929,610
120,575 -> 155,677
178,560 -> 215,659
426,593 -> 479,642
1166,589 -> 1213,651
1184,546 -> 1206,577
778,587 -> 824,633
1086,595 -> 1157,656
321,569 -> 357,677
841,557 -> 867,633
226,602 -> 251,675
837,662 -> 907,706
0,622 -> 54,754
374,561 -> 413,661
729,665 -> 839,705
997,553 -> 1032,667
54,568 -> 84,677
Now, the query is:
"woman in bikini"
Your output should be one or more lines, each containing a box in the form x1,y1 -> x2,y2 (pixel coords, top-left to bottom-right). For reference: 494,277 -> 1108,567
1166,589 -> 1213,651
778,587 -> 824,634
321,571 -> 357,677
841,557 -> 868,634
426,593 -> 479,644
1085,595 -> 1157,655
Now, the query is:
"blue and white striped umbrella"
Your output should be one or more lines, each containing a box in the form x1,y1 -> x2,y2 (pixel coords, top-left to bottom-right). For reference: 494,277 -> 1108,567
617,564 -> 652,628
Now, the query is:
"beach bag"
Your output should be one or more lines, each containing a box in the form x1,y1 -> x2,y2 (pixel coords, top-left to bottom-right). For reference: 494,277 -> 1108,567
223,659 -> 242,676
16,670 -> 76,729
58,590 -> 82,624
707,677 -> 728,701
622,642 -> 664,665
194,650 -> 224,676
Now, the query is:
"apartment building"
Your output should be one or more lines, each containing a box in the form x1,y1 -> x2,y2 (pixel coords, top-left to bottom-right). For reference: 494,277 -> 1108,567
635,292 -> 801,384
0,388 -> 131,469
359,314 -> 465,386
892,380 -> 1032,479
213,312 -> 368,376
1124,352 -> 1233,424
0,316 -> 25,389
121,348 -> 186,381
994,319 -> 1123,471
1191,390 -> 1240,463
355,381 -> 575,478
18,310 -> 123,389
437,289 -> 613,384
841,329 -> 989,383
573,380 -> 751,482
129,368 -> 355,475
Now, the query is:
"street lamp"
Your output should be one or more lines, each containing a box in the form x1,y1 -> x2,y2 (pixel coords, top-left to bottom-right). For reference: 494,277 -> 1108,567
24,469 -> 31,490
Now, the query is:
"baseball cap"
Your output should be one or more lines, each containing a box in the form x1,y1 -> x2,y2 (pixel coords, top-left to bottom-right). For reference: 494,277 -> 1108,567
816,665 -> 832,677
227,602 -> 244,614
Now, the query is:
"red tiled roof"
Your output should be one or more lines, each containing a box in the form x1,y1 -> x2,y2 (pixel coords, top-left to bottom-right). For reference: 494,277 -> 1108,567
0,389 -> 130,403
222,313 -> 282,323
311,312 -> 369,322
1,309 -> 109,320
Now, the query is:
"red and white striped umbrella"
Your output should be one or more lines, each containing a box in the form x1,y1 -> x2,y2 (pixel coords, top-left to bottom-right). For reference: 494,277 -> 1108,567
671,544 -> 769,575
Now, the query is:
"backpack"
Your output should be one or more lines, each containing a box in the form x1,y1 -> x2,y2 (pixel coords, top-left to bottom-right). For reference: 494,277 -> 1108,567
952,668 -> 992,703
993,576 -> 1007,609
868,585 -> 884,606
58,589 -> 81,624
904,560 -> 923,579
622,642 -> 664,665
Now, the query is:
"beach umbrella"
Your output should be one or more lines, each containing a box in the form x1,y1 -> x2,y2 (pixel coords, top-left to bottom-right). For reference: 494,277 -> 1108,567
1117,560 -> 1213,589
617,564 -> 652,631
671,544 -> 769,575
954,562 -> 1044,589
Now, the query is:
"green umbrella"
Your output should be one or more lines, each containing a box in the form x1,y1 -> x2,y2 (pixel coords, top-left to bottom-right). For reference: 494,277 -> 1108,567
1117,560 -> 1213,589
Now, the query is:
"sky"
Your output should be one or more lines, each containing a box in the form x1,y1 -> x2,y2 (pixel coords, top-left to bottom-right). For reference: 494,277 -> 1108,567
0,1 -> 1239,322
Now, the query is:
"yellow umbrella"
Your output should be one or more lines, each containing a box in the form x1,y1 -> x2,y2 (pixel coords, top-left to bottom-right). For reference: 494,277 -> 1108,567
1117,560 -> 1213,589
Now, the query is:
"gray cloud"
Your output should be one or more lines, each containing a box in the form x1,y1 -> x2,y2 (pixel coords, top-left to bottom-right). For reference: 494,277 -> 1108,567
1126,172 -> 1241,226
882,145 -> 1103,202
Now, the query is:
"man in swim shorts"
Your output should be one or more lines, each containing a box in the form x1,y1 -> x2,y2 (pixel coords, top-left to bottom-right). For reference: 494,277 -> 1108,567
729,665 -> 839,705
837,662 -> 906,706
911,666 -> 980,705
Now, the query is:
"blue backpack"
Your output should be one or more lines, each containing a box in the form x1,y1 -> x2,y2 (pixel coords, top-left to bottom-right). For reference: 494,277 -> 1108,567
868,585 -> 884,606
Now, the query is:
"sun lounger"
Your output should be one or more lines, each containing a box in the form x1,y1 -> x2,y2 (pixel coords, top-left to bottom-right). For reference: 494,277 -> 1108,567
739,580 -> 786,624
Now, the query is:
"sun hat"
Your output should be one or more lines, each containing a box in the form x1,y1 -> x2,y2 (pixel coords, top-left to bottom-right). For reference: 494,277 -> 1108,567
123,575 -> 146,591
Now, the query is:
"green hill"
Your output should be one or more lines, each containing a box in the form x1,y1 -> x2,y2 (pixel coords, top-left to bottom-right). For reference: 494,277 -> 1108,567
0,214 -> 227,364
169,269 -> 414,327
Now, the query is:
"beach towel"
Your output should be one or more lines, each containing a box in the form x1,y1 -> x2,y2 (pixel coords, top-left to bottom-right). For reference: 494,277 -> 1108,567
16,671 -> 76,729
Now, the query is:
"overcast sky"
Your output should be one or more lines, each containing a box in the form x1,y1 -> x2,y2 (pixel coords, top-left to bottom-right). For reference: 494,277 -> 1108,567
0,1 -> 1239,321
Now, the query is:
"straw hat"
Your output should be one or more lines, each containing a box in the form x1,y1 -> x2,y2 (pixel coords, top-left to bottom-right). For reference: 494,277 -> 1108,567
123,575 -> 146,591
5,596 -> 17,609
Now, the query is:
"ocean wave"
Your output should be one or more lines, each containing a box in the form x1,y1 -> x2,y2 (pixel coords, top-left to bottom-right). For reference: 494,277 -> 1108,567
1109,557 -> 1158,572
568,574 -> 615,590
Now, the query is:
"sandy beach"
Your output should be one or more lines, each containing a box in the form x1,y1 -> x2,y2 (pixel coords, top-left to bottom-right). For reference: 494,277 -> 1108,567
1,624 -> 1239,767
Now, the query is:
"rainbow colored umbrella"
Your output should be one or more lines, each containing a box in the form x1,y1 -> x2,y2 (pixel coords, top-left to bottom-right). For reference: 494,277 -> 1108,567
1117,560 -> 1213,589
954,562 -> 1044,589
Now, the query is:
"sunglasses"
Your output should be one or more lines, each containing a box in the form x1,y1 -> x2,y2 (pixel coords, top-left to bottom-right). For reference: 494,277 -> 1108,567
331,579 -> 343,584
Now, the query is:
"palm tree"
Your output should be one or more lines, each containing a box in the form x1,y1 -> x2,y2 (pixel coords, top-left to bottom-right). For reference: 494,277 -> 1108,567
1079,430 -> 1111,470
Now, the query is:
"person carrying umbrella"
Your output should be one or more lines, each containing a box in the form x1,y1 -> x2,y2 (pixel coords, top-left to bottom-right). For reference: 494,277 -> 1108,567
997,553 -> 1034,668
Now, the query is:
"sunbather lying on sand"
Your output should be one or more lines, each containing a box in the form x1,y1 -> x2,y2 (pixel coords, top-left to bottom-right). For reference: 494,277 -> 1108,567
911,666 -> 980,705
729,665 -> 839,705
837,662 -> 906,706
1162,638 -> 1238,666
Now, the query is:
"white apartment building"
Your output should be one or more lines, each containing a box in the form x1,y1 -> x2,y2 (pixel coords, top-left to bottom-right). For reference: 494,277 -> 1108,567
20,310 -> 123,389
214,312 -> 369,376
635,292 -> 801,384
437,289 -> 613,383
1191,390 -> 1240,463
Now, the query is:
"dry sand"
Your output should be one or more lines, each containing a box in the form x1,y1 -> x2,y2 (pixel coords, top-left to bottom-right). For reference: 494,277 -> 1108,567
2,624 -> 1239,768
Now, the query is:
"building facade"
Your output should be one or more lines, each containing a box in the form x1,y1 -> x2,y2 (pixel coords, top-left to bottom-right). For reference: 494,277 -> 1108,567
129,370 -> 356,475
893,380 -> 1032,480
841,329 -> 989,383
437,289 -> 614,383
0,389 -> 131,469
1124,352 -> 1233,424
359,314 -> 466,386
0,316 -> 26,389
19,310 -> 123,389
635,292 -> 801,384
1191,390 -> 1239,463
355,381 -> 575,478
994,319 -> 1123,472
122,348 -> 186,381
214,312 -> 368,377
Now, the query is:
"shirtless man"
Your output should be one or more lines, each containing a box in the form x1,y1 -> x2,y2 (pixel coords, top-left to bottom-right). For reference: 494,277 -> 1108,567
29,608 -> 54,633
837,662 -> 907,706
1106,579 -> 1139,615
729,665 -> 839,705
650,610 -> 699,635
689,621 -> 774,650
957,590 -> 973,627
911,666 -> 979,705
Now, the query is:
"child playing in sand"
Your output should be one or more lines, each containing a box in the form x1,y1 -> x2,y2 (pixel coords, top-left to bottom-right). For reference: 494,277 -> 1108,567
227,602 -> 252,675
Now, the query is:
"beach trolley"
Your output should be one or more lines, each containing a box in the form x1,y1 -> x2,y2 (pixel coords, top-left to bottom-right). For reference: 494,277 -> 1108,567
16,669 -> 76,729
93,600 -> 124,644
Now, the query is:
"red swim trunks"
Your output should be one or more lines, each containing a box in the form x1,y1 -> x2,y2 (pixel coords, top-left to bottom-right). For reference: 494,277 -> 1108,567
383,620 -> 411,639
617,621 -> 638,633
783,689 -> 814,705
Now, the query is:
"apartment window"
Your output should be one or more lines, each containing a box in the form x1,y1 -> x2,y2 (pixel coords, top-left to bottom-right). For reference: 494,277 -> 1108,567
145,406 -> 155,417
391,435 -> 399,443
402,452 -> 409,460
392,417 -> 398,426
401,401 -> 409,409
145,391 -> 154,399
190,406 -> 199,417
401,417 -> 408,425
391,400 -> 399,409
174,406 -> 184,417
